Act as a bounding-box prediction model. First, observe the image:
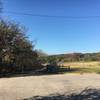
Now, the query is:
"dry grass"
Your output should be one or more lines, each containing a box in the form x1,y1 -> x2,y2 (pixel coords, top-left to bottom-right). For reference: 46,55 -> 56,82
62,61 -> 100,74
63,61 -> 100,67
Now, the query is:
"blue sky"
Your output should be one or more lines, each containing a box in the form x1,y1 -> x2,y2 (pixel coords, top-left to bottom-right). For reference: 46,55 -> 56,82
2,0 -> 100,54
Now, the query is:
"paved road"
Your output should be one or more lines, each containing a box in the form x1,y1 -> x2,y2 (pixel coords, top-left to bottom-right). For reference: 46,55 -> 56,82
0,74 -> 100,100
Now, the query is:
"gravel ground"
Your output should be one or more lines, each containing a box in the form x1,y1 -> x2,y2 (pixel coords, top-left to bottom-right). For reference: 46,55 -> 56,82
0,73 -> 100,100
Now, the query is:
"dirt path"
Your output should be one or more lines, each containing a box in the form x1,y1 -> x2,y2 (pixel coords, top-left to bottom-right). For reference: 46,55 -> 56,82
0,73 -> 100,100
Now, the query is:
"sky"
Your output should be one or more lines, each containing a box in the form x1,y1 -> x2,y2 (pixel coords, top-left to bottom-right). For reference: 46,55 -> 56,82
1,0 -> 100,54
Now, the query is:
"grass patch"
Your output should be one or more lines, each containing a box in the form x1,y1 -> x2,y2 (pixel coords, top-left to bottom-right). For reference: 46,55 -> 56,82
70,67 -> 100,74
62,61 -> 100,74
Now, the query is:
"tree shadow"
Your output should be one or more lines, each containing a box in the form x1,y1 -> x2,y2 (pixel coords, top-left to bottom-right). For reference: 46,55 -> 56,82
1,66 -> 97,78
23,88 -> 100,100
0,66 -> 73,78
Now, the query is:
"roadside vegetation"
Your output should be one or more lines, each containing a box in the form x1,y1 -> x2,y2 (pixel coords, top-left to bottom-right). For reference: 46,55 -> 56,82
0,19 -> 43,75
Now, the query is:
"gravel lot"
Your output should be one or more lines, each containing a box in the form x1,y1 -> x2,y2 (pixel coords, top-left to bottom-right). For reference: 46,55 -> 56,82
0,73 -> 100,100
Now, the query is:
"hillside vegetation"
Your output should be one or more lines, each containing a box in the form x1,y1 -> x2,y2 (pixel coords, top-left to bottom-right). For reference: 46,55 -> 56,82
41,53 -> 100,64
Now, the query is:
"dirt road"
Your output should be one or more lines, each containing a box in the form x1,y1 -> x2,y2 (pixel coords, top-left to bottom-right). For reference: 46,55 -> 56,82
0,74 -> 100,100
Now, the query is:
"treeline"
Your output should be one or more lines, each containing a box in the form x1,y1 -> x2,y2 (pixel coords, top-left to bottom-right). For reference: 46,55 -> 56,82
41,53 -> 100,63
0,19 -> 42,74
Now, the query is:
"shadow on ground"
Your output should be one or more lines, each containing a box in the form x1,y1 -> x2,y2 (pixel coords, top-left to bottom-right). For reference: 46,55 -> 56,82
0,66 -> 99,78
0,67 -> 73,78
23,88 -> 100,100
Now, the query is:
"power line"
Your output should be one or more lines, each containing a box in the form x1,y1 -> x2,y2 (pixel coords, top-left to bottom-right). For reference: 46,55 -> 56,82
3,10 -> 100,19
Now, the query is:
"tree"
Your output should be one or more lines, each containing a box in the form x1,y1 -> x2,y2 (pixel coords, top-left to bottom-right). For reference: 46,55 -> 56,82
13,38 -> 38,72
0,19 -> 39,73
36,49 -> 48,57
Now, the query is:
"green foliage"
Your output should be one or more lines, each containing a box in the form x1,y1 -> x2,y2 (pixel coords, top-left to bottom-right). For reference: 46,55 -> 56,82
0,19 -> 39,73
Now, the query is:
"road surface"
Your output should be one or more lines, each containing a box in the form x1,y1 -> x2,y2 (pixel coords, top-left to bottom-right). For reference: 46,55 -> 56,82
0,73 -> 100,100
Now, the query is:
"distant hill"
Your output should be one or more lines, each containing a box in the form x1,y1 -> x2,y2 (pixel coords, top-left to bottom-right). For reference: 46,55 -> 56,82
45,52 -> 100,62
